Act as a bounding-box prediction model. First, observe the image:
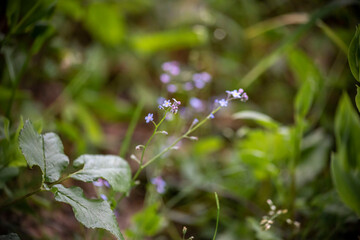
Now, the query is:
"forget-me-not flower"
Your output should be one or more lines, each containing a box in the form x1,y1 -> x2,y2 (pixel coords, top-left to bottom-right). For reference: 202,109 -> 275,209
151,176 -> 166,194
145,113 -> 154,123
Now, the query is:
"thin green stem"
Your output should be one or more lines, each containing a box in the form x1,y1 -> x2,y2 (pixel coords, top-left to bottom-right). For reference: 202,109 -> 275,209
131,111 -> 169,184
213,192 -> 220,240
0,188 -> 42,210
289,118 -> 303,216
118,105 -> 222,203
0,169 -> 82,209
142,107 -> 221,169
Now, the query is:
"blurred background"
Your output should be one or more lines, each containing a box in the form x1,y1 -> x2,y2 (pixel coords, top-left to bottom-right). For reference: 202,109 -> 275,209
1,0 -> 360,239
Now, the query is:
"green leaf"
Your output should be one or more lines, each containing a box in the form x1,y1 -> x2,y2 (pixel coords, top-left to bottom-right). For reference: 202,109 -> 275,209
84,2 -> 125,46
43,133 -> 69,182
131,28 -> 207,54
331,93 -> 360,216
19,120 -> 45,172
19,120 -> 69,182
74,104 -> 104,145
71,155 -> 131,193
233,110 -> 279,129
193,137 -> 224,156
334,94 -> 360,169
51,184 -> 124,240
288,49 -> 322,119
0,116 -> 10,141
331,152 -> 360,216
356,86 -> 360,112
57,0 -> 84,20
348,26 -> 360,82
126,203 -> 164,238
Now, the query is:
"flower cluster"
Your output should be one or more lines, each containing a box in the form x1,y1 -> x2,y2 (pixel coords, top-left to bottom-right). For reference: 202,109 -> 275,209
215,88 -> 248,110
159,61 -> 212,92
151,176 -> 166,194
192,71 -> 212,89
158,98 -> 181,114
260,199 -> 300,231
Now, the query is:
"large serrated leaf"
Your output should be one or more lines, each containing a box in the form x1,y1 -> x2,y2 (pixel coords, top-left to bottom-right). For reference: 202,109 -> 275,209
19,120 -> 45,172
51,184 -> 124,240
71,155 -> 131,193
43,133 -> 69,182
0,233 -> 21,240
19,120 -> 69,182
348,26 -> 360,82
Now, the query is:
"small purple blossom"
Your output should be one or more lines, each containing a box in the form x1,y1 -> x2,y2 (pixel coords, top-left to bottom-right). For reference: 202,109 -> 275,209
194,79 -> 206,89
192,118 -> 199,125
160,73 -> 171,83
241,92 -> 248,102
93,179 -> 110,188
157,97 -> 165,105
226,88 -> 247,99
170,98 -> 181,114
208,113 -> 215,119
167,84 -> 178,93
145,113 -> 154,123
162,61 -> 180,75
219,99 -> 228,107
163,100 -> 171,107
100,194 -> 108,201
193,72 -> 212,89
231,90 -> 241,98
151,176 -> 166,194
183,82 -> 193,91
200,72 -> 212,82
189,97 -> 203,110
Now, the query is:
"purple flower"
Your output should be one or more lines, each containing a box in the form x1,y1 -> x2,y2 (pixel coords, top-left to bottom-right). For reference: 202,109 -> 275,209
219,99 -> 228,107
193,72 -> 212,89
194,79 -> 206,89
100,194 -> 108,201
208,113 -> 215,119
183,82 -> 193,91
167,84 -> 178,93
93,179 -> 110,188
200,72 -> 212,82
171,98 -> 181,114
189,97 -> 203,110
241,92 -> 248,102
192,118 -> 199,125
157,97 -> 165,105
151,176 -> 166,194
162,61 -> 180,75
160,73 -> 171,83
145,113 -> 154,123
163,99 -> 171,107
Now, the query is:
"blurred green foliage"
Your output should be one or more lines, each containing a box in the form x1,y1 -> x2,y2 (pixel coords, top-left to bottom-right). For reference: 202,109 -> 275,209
1,0 -> 360,239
